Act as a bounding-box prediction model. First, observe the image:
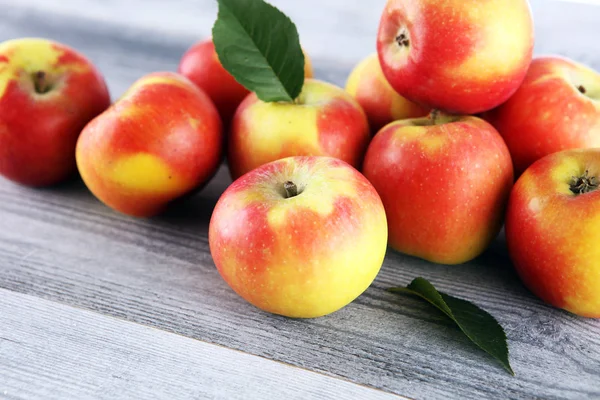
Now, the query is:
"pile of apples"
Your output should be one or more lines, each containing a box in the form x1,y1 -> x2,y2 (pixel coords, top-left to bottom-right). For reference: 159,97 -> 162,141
1,0 -> 599,319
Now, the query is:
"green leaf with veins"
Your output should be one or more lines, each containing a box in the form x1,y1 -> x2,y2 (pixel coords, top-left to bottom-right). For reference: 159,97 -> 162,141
389,277 -> 514,376
212,0 -> 305,103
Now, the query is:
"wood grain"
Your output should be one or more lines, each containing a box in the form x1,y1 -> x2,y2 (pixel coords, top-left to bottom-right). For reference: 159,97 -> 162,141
1,165 -> 599,400
0,1 -> 600,399
0,289 -> 404,400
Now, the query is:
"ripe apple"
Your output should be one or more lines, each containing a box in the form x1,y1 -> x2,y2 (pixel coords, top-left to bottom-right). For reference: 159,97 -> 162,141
345,53 -> 429,132
505,149 -> 600,318
228,79 -> 370,180
178,38 -> 314,125
376,0 -> 534,114
76,72 -> 223,217
0,38 -> 110,186
209,156 -> 388,318
488,56 -> 600,177
362,112 -> 514,264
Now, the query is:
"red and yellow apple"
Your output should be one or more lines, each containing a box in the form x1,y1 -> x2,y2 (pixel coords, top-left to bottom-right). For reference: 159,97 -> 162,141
362,112 -> 513,264
76,72 -> 222,217
505,149 -> 600,318
376,0 -> 534,114
0,38 -> 110,186
178,38 -> 314,125
345,53 -> 429,132
228,79 -> 370,180
488,56 -> 600,177
209,156 -> 388,318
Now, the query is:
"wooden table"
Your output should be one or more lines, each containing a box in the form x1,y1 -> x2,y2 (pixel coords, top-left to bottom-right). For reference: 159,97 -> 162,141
1,1 -> 599,398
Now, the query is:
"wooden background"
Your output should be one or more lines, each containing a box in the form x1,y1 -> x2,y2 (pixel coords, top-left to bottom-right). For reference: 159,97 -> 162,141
1,0 -> 599,399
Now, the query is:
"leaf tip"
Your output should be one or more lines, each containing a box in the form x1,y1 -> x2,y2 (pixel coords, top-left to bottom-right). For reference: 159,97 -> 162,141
505,364 -> 515,376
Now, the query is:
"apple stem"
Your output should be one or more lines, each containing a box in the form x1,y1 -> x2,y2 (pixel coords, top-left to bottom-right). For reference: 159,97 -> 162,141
33,71 -> 50,94
577,85 -> 587,94
429,109 -> 440,125
569,170 -> 598,195
283,181 -> 298,198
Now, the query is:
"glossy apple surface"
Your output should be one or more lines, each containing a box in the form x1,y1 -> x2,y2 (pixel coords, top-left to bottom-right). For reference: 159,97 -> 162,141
488,56 -> 600,176
505,149 -> 600,318
377,0 -> 534,114
209,156 -> 388,318
76,72 -> 222,217
363,113 -> 514,264
345,53 -> 429,132
0,38 -> 110,186
228,79 -> 370,180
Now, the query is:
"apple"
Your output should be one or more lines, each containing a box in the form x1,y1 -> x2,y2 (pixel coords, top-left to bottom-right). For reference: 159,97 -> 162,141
345,53 -> 429,132
0,38 -> 110,186
178,38 -> 314,125
487,56 -> 600,177
76,72 -> 223,217
209,155 -> 388,318
362,112 -> 514,264
376,0 -> 534,114
228,79 -> 370,180
505,149 -> 600,318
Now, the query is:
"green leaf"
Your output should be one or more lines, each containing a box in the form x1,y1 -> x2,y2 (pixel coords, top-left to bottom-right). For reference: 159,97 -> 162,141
212,0 -> 305,103
388,277 -> 514,376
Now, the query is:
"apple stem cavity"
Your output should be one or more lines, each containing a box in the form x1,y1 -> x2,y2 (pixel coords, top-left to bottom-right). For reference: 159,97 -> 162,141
283,181 -> 299,198
570,170 -> 598,195
410,109 -> 460,127
33,71 -> 51,94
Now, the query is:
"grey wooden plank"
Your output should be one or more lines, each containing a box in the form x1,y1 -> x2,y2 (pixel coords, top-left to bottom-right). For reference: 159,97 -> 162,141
0,165 -> 599,400
0,1 -> 599,400
0,289 -> 403,400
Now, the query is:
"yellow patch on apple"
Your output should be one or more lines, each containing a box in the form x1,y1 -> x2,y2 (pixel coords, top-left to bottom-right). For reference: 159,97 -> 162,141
0,38 -> 90,97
